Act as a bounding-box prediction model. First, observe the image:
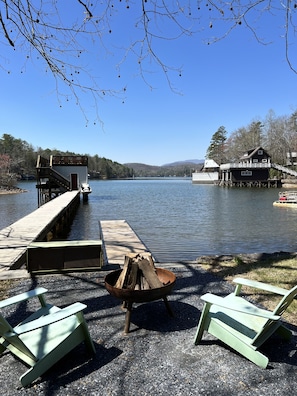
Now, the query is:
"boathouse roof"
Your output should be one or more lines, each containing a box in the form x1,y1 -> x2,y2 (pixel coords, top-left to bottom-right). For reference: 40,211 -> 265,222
203,159 -> 219,169
240,146 -> 271,161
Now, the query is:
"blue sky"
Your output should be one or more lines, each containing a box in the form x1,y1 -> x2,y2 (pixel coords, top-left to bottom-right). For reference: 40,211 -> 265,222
0,3 -> 296,166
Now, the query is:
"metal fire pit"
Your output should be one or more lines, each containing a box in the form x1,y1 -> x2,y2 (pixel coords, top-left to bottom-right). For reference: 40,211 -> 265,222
105,268 -> 176,333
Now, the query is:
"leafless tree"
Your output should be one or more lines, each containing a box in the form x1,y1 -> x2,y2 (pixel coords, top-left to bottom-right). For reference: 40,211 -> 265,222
262,112 -> 286,164
263,110 -> 297,165
0,1 -> 296,123
224,120 -> 262,160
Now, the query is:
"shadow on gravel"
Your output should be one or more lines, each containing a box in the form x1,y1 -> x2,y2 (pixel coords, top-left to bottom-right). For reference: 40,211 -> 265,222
4,263 -> 297,393
39,343 -> 122,396
130,300 -> 200,332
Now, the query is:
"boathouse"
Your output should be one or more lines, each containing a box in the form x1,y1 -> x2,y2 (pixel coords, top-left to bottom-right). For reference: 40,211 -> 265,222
219,147 -> 280,187
36,155 -> 91,206
192,159 -> 219,184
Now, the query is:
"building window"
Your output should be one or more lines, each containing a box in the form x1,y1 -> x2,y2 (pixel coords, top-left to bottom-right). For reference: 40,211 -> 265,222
253,159 -> 258,163
241,170 -> 252,176
258,149 -> 263,155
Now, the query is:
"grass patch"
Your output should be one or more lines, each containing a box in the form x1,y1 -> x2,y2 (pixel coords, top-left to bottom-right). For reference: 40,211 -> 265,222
197,252 -> 297,325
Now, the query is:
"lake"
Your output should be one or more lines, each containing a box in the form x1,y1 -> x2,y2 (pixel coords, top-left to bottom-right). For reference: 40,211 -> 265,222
1,179 -> 297,262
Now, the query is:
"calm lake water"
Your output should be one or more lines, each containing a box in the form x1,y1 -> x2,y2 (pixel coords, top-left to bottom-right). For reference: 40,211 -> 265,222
1,179 -> 297,262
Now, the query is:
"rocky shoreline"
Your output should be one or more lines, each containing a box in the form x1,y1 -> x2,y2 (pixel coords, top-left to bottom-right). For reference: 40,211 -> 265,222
0,186 -> 27,195
196,250 -> 297,265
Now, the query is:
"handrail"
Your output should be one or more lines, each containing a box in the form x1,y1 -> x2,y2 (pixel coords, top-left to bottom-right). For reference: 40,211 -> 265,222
36,155 -> 49,168
51,155 -> 88,166
36,167 -> 71,190
272,163 -> 297,177
219,161 -> 297,178
220,162 -> 271,170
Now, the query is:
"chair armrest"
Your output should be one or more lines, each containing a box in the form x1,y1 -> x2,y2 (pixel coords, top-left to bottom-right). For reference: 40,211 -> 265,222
12,302 -> 87,335
201,293 -> 280,320
233,277 -> 289,296
0,288 -> 48,309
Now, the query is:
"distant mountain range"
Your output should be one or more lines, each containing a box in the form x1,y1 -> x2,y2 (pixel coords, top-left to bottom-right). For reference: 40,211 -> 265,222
123,159 -> 204,177
162,159 -> 204,166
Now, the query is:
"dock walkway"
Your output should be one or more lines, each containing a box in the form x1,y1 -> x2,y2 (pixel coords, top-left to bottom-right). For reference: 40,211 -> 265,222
0,216 -> 149,279
0,191 -> 80,273
99,220 -> 151,266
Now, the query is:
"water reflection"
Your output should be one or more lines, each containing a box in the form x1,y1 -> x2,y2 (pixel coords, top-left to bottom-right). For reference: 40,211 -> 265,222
68,179 -> 297,262
0,181 -> 38,230
1,179 -> 296,262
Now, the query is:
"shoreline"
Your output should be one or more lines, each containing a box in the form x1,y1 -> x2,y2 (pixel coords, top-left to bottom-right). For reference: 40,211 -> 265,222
0,187 -> 27,195
196,250 -> 297,264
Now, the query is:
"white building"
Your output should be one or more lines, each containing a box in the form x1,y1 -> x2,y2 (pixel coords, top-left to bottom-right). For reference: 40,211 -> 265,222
192,159 -> 219,184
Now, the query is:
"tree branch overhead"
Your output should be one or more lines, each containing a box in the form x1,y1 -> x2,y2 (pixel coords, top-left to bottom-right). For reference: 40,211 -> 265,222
0,0 -> 296,122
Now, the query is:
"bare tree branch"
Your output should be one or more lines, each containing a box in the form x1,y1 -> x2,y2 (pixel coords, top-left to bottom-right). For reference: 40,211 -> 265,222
0,0 -> 296,123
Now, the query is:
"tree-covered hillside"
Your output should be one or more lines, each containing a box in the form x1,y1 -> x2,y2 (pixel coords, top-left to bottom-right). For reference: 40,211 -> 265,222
0,134 -> 133,187
0,134 -> 200,189
206,110 -> 297,166
0,134 -> 201,186
125,162 -> 202,178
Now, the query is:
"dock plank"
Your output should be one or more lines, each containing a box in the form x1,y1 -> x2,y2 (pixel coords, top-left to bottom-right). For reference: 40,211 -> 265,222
0,191 -> 80,270
99,220 -> 151,265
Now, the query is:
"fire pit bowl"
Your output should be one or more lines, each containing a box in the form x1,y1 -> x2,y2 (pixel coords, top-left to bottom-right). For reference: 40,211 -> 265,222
105,268 -> 176,303
105,268 -> 176,333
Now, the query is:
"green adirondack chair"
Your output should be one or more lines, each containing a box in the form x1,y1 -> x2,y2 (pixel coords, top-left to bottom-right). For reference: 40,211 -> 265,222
194,277 -> 297,368
0,287 -> 95,387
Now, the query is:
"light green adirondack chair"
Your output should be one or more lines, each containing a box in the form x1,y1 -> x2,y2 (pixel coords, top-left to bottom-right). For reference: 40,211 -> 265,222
0,287 -> 95,387
194,277 -> 297,368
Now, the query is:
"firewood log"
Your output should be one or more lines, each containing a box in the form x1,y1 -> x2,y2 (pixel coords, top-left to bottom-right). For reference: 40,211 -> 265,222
115,253 -> 163,290
115,255 -> 131,288
138,258 -> 163,289
125,261 -> 139,290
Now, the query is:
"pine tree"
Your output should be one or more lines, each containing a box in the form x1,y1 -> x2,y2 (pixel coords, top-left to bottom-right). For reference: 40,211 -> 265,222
206,126 -> 227,165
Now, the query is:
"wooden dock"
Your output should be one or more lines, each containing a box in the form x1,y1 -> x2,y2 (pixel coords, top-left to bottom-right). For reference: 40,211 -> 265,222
0,191 -> 80,272
0,208 -> 151,279
99,220 -> 151,266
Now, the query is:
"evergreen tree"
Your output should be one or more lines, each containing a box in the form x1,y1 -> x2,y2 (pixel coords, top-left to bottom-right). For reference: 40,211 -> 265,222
206,126 -> 227,165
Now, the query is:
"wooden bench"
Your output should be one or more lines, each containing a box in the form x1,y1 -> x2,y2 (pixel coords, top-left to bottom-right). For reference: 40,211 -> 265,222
27,240 -> 103,273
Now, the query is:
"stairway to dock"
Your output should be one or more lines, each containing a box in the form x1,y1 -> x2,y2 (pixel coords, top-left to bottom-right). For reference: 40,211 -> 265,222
272,163 -> 297,177
0,191 -> 80,273
99,220 -> 151,266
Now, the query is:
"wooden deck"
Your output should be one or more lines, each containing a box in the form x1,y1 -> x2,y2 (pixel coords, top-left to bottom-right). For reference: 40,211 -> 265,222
0,191 -> 80,272
0,212 -> 151,279
99,220 -> 151,266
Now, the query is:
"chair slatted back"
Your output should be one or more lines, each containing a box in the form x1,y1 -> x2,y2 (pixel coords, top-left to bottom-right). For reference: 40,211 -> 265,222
273,285 -> 297,317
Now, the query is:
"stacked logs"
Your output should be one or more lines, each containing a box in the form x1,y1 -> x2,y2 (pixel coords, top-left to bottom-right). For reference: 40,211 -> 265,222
115,253 -> 166,290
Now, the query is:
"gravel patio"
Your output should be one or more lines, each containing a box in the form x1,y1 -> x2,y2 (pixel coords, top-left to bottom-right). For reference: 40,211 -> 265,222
1,263 -> 296,395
